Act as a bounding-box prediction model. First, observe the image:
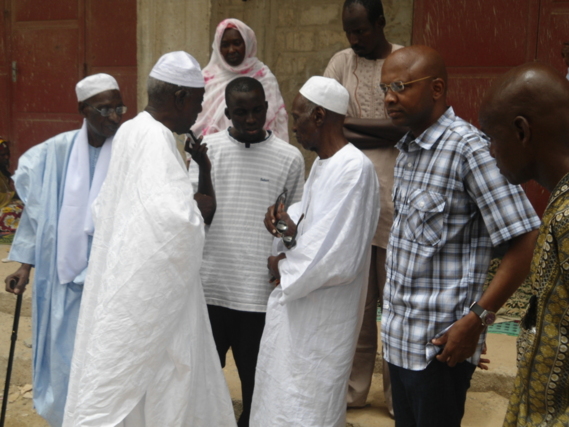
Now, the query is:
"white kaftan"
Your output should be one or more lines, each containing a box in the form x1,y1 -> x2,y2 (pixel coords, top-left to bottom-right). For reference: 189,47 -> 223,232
63,111 -> 236,427
250,143 -> 380,427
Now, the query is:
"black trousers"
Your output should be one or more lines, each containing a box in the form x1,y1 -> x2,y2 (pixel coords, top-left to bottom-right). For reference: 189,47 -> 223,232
207,305 -> 266,427
388,359 -> 476,427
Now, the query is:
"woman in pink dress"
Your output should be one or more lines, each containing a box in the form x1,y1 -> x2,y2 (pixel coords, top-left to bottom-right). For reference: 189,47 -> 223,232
192,18 -> 289,141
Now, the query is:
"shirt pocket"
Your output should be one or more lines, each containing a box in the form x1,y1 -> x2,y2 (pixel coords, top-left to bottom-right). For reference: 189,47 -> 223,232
403,189 -> 446,246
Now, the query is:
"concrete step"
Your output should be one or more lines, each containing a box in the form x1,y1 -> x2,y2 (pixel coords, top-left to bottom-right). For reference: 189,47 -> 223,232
341,333 -> 517,427
470,333 -> 517,399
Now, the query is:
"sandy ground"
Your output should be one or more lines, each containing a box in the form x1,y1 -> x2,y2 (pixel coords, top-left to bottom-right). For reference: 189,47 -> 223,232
0,243 -> 515,427
0,316 -> 515,426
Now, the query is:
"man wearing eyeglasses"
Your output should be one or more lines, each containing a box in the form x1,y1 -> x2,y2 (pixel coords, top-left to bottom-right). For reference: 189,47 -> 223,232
323,0 -> 406,414
380,45 -> 540,427
4,73 -> 125,427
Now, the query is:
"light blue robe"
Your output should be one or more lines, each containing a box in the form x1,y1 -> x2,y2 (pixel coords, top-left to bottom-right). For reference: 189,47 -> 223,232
9,130 -> 99,427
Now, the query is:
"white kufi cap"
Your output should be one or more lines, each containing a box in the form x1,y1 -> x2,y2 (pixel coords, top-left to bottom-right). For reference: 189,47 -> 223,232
299,76 -> 349,115
149,51 -> 205,88
75,73 -> 119,102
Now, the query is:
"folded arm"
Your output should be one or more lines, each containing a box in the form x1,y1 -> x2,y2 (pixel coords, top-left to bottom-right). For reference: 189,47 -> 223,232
276,163 -> 379,303
343,117 -> 407,150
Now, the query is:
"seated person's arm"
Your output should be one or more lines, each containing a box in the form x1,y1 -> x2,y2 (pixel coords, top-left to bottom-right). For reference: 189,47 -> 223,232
343,117 -> 407,150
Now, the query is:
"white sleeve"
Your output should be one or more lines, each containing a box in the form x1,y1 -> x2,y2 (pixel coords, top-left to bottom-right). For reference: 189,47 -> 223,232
278,158 -> 379,303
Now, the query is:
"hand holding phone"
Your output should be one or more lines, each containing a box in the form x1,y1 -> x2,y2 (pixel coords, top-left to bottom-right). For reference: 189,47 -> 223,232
184,130 -> 200,153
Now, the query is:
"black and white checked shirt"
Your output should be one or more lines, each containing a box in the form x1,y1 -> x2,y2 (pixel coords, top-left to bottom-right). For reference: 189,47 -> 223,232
382,107 -> 540,370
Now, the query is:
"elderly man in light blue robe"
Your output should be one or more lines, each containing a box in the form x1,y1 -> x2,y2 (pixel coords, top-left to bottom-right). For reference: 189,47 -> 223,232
4,73 -> 126,427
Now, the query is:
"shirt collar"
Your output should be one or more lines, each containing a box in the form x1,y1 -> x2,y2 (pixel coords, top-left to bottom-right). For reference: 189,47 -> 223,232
227,128 -> 272,148
396,106 -> 455,153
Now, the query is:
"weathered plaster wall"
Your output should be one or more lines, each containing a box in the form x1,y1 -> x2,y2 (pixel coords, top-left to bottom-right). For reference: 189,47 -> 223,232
269,0 -> 413,98
209,0 -> 414,169
137,0 -> 211,110
136,0 -> 414,167
210,0 -> 271,60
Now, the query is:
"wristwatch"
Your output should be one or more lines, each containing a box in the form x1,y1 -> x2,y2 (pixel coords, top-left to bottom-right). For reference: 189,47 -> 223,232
469,302 -> 496,327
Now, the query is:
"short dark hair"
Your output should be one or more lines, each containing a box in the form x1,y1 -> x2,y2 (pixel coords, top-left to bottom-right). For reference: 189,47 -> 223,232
343,0 -> 384,25
225,77 -> 265,101
147,76 -> 180,108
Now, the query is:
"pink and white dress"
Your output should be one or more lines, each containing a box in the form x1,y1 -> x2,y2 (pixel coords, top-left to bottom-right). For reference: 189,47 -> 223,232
192,18 -> 289,142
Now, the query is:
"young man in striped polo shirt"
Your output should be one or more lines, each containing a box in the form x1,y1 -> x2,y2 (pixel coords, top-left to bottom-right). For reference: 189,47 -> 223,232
189,77 -> 304,427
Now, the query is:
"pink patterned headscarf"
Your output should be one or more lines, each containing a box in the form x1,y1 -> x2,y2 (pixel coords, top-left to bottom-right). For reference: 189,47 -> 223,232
192,19 -> 289,141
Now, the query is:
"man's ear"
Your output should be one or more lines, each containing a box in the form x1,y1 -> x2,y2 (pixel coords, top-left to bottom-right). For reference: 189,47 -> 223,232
513,116 -> 531,146
376,15 -> 386,29
312,106 -> 326,126
78,102 -> 87,117
431,78 -> 445,101
174,89 -> 188,111
224,107 -> 231,120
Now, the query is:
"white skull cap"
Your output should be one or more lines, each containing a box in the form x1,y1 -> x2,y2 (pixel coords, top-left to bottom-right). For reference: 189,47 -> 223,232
149,51 -> 205,88
299,76 -> 349,115
75,73 -> 119,102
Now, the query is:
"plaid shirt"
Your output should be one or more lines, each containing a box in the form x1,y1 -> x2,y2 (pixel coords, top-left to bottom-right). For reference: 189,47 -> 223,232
382,107 -> 540,370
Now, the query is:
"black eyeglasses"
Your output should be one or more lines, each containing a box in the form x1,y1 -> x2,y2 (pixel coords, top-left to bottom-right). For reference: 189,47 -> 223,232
85,103 -> 127,117
379,76 -> 434,95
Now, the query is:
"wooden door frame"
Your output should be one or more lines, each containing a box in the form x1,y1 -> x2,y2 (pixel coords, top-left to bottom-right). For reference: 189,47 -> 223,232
2,0 -> 13,143
7,0 -> 87,160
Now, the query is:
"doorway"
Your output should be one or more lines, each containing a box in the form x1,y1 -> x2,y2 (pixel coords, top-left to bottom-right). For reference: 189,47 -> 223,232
1,0 -> 137,163
412,0 -> 567,216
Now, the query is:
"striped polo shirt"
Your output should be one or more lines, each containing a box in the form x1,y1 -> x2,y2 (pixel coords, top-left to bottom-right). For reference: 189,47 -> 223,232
189,129 -> 305,312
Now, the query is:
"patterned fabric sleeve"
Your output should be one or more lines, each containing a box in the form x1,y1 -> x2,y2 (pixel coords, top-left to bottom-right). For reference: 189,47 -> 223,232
505,178 -> 569,426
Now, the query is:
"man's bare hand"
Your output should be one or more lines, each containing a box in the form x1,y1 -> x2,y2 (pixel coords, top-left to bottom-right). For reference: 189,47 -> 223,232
264,204 -> 278,235
268,253 -> 286,285
186,135 -> 211,170
264,203 -> 296,238
5,263 -> 32,295
431,312 -> 485,367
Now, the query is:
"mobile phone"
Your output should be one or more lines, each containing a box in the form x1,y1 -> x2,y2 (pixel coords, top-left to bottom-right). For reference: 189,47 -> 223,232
274,189 -> 288,235
184,130 -> 199,153
273,189 -> 288,217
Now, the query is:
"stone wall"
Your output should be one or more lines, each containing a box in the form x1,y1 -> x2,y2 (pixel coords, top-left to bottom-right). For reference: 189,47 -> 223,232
137,0 -> 212,110
210,0 -> 271,59
137,0 -> 414,168
210,0 -> 414,170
